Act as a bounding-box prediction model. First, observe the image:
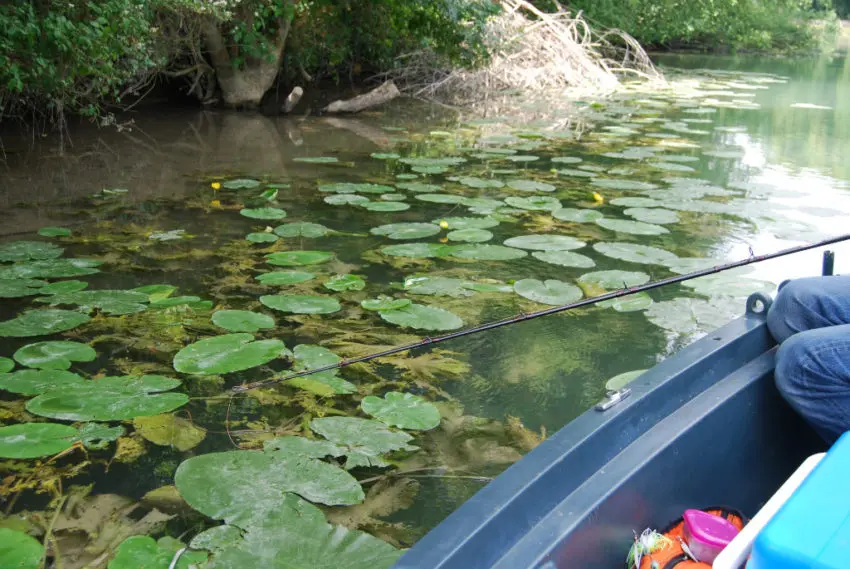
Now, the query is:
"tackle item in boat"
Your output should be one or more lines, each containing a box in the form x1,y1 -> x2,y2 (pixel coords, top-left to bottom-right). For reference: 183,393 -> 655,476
628,508 -> 745,569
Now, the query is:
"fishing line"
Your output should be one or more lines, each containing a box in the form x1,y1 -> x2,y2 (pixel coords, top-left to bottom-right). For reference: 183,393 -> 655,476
233,232 -> 850,393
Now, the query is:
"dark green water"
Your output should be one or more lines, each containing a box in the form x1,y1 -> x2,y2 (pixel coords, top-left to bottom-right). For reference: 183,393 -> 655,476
1,54 -> 849,560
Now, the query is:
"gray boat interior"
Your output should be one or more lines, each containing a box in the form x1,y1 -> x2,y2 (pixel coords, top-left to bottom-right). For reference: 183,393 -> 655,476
392,300 -> 825,569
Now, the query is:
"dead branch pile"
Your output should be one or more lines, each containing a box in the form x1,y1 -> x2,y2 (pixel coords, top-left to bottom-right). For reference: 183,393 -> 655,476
387,0 -> 661,103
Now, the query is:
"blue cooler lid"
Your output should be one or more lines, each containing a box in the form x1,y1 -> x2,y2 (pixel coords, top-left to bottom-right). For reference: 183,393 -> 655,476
749,432 -> 850,569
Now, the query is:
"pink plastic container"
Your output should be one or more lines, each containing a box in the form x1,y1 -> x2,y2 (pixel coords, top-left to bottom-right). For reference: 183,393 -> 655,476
682,509 -> 741,563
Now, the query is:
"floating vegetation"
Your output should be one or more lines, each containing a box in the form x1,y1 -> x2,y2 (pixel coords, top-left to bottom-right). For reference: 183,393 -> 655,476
514,279 -> 583,305
266,250 -> 334,266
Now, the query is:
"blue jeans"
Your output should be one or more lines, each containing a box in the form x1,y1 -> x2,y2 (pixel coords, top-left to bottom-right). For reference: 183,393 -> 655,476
768,276 -> 850,443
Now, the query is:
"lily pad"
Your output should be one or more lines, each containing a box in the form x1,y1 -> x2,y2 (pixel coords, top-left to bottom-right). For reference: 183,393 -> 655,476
133,414 -> 207,452
579,270 -> 651,289
0,357 -> 12,373
361,392 -> 441,431
624,207 -> 680,224
446,229 -> 492,243
274,222 -> 331,238
506,180 -> 556,192
447,244 -> 527,261
360,201 -> 410,212
0,240 -> 63,262
246,232 -> 279,244
399,157 -> 466,168
0,423 -> 78,459
598,292 -> 654,312
552,208 -> 603,223
40,290 -> 150,315
378,304 -> 463,331
212,310 -> 276,333
109,536 -> 206,569
361,297 -> 412,311
13,341 -> 96,370
266,251 -> 333,267
294,156 -> 339,163
288,373 -> 356,397
381,243 -> 452,259
39,280 -> 89,295
78,422 -> 124,450
396,183 -> 441,193
324,274 -> 365,292
0,278 -> 47,298
432,217 -> 499,230
681,275 -> 775,297
503,234 -> 585,251
403,276 -> 473,298
556,168 -> 596,178
651,161 -> 696,172
310,416 -> 417,469
0,309 -> 90,337
551,156 -> 582,164
514,279 -> 583,305
0,258 -> 102,278
260,295 -> 342,314
222,178 -> 261,189
38,226 -> 72,237
593,242 -> 678,265
0,369 -> 87,395
256,271 -> 316,285
324,195 -> 369,206
605,369 -> 647,391
646,297 -> 740,337
26,375 -> 189,421
456,177 -> 504,189
371,223 -> 441,240
532,251 -> 595,268
591,179 -> 658,191
504,196 -> 562,211
609,197 -> 663,208
240,207 -> 288,220
173,334 -> 288,375
415,194 -> 465,204
595,218 -> 669,235
0,528 -> 44,569
371,153 -> 400,160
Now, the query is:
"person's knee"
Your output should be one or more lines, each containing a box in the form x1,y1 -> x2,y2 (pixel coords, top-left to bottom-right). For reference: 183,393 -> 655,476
768,278 -> 825,343
774,331 -> 815,397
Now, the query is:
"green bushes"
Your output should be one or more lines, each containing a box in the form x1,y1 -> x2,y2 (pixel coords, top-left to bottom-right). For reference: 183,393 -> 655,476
561,0 -> 838,52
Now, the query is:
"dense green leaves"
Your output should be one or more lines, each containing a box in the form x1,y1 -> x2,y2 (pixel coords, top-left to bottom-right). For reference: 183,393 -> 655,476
174,334 -> 288,375
0,310 -> 90,338
13,341 -> 96,370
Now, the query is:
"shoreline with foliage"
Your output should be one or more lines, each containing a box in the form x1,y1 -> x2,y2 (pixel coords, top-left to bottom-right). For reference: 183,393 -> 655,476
0,0 -> 848,130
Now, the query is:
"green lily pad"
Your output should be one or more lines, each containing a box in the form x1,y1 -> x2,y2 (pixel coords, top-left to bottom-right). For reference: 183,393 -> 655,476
37,227 -> 72,238
396,183 -> 441,193
133,414 -> 207,452
651,161 -> 696,172
503,234 -> 585,251
595,218 -> 669,235
504,196 -> 562,211
412,165 -> 448,174
447,229 -> 492,243
447,244 -> 527,261
432,217 -> 499,230
378,304 -> 463,331
556,168 -> 596,178
0,528 -> 44,569
310,416 -> 417,469
514,279 -> 583,305
246,232 -> 279,244
504,155 -> 539,163
461,197 -> 506,212
260,294 -> 342,314
0,258 -> 102,279
456,177 -> 504,189
609,197 -> 663,208
371,223 -> 441,240
240,207 -> 288,220
109,536 -> 206,569
0,423 -> 78,459
256,271 -> 316,285
324,274 -> 366,292
324,195 -> 369,206
212,310 -> 275,333
624,207 -> 680,224
0,369 -> 86,396
682,275 -> 775,297
0,357 -> 12,373
26,375 -> 189,421
605,369 -> 647,391
591,179 -> 658,191
381,243 -> 452,259
552,208 -> 603,223
371,153 -> 400,160
579,270 -> 651,289
0,240 -> 63,262
13,341 -> 95,370
598,292 -> 654,312
360,201 -> 410,212
174,334 -> 288,375
39,290 -> 149,315
149,296 -> 212,310
403,276 -> 473,298
222,178 -> 261,189
532,251 -> 595,268
361,297 -> 412,311
400,157 -> 466,168
259,188 -> 280,201
294,156 -> 339,163
0,309 -> 90,338
38,280 -> 89,295
78,422 -> 124,450
0,278 -> 47,298
264,436 -> 344,461
646,297 -> 740,337
361,392 -> 441,431
415,194 -> 465,204
266,251 -> 333,267
274,222 -> 331,238
288,372 -> 356,397
176,449 -> 364,513
292,344 -> 340,370
551,156 -> 582,164
593,242 -> 678,265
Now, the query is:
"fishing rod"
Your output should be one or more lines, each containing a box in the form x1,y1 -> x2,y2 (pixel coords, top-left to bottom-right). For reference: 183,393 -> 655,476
233,232 -> 850,393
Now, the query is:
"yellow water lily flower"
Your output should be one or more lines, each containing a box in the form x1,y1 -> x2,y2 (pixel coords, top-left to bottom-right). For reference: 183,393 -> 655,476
211,182 -> 221,190
210,199 -> 221,208
439,220 -> 449,229
439,237 -> 449,243
592,192 -> 604,204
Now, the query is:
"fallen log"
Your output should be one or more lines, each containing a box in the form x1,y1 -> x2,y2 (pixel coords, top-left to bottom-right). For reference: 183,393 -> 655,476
323,81 -> 400,114
281,86 -> 304,114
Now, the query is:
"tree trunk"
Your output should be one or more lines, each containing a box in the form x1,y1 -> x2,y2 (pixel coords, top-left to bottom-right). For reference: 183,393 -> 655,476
202,12 -> 292,107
